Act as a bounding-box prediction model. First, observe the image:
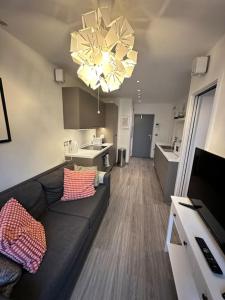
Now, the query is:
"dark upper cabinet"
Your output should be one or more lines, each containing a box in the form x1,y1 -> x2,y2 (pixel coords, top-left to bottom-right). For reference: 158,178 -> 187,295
96,103 -> 118,147
62,87 -> 105,129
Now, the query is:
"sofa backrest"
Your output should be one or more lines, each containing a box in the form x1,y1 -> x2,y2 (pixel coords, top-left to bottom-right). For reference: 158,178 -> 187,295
36,161 -> 74,205
0,161 -> 74,219
0,161 -> 90,217
0,181 -> 47,220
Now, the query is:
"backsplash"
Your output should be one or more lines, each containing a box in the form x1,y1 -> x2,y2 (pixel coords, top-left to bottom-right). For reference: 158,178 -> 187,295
64,129 -> 96,148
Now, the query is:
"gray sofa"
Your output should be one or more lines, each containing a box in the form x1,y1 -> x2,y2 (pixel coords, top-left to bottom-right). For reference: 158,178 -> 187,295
0,161 -> 110,300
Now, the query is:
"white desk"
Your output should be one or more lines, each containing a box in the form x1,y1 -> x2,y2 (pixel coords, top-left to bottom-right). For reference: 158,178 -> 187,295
165,196 -> 225,300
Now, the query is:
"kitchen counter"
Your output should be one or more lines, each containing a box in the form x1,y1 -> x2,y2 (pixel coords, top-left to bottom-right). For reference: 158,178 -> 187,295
156,143 -> 180,162
65,143 -> 113,159
154,143 -> 179,202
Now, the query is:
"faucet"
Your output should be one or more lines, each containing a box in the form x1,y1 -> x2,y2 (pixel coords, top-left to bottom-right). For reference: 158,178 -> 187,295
172,137 -> 178,148
91,134 -> 96,145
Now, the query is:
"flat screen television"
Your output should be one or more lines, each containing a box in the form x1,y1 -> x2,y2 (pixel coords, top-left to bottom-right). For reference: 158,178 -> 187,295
187,147 -> 225,254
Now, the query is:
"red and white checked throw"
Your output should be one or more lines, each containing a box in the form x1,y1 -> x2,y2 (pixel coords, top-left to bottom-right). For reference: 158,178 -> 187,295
0,198 -> 46,273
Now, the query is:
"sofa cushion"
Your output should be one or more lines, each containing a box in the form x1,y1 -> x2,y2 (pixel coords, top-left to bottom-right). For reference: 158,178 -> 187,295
12,211 -> 89,300
0,181 -> 47,220
37,164 -> 74,204
74,165 -> 99,187
50,185 -> 108,228
61,168 -> 96,201
37,168 -> 64,204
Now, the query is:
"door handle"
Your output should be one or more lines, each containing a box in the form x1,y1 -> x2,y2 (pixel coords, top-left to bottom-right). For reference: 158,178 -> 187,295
148,134 -> 152,139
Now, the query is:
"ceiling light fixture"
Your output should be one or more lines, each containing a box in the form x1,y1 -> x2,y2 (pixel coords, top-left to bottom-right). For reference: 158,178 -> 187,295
70,7 -> 138,93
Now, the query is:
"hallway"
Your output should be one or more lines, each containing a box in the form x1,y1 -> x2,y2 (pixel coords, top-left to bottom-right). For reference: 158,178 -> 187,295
71,158 -> 177,300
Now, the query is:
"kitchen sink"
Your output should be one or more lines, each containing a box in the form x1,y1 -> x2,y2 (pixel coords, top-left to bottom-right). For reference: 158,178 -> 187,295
82,145 -> 107,151
159,145 -> 174,152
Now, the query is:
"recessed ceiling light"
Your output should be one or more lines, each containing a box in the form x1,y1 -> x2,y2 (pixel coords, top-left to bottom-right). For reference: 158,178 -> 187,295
137,89 -> 141,92
137,80 -> 140,83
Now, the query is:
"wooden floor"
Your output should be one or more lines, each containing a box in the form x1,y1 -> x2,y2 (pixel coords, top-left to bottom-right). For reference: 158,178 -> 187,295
71,158 -> 178,300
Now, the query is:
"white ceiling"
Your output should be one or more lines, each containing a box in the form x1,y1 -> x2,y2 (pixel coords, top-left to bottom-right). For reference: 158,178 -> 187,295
1,0 -> 225,103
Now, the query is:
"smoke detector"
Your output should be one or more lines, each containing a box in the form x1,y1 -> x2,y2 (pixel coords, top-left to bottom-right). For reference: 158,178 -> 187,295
191,56 -> 210,77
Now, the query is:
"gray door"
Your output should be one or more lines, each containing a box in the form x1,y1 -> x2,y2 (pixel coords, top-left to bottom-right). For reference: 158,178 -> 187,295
132,114 -> 154,158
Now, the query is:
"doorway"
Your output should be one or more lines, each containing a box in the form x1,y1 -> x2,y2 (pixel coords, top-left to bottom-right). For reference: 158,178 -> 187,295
177,85 -> 216,196
132,114 -> 154,158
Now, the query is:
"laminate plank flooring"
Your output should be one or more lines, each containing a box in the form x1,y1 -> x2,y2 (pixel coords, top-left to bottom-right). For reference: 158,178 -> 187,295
71,158 -> 177,300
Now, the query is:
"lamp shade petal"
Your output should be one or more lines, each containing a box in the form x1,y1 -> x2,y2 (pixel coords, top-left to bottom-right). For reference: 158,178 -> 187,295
82,10 -> 98,29
100,77 -> 109,93
115,43 -> 129,60
121,18 -> 134,36
106,76 -> 121,91
127,50 -> 138,64
121,35 -> 134,49
71,52 -> 85,65
70,32 -> 79,52
98,7 -> 111,27
122,60 -> 135,78
105,26 -> 119,50
102,62 -> 114,77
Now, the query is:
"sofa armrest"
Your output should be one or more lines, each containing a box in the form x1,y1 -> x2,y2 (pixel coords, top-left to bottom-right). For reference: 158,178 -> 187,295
102,173 -> 111,202
103,173 -> 111,186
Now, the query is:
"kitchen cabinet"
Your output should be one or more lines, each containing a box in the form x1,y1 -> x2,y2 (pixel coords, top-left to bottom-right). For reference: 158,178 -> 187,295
96,103 -> 118,164
154,144 -> 178,202
62,87 -> 105,129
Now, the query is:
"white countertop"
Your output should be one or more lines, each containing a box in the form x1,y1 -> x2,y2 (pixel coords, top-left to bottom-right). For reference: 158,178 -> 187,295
65,143 -> 113,159
156,143 -> 180,162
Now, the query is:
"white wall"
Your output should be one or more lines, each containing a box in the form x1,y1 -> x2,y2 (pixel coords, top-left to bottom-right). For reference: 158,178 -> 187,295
175,33 -> 225,195
134,103 -> 174,157
0,29 -> 94,191
117,98 -> 133,163
188,34 -> 225,157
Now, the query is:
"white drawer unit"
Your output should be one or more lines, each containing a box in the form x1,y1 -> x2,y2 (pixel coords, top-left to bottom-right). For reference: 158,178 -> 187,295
165,196 -> 225,300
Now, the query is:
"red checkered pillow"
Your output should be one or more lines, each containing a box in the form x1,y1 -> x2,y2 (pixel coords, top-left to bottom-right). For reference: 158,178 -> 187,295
61,168 -> 96,201
0,198 -> 46,273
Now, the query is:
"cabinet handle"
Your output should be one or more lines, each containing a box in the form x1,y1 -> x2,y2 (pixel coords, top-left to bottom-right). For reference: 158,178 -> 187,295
183,241 -> 187,246
173,213 -> 176,217
202,293 -> 208,300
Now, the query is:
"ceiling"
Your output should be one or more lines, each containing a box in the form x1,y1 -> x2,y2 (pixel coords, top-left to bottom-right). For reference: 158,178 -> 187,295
1,0 -> 225,103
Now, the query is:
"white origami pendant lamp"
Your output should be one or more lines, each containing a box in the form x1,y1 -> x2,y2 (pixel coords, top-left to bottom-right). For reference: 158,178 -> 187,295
70,7 -> 138,93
